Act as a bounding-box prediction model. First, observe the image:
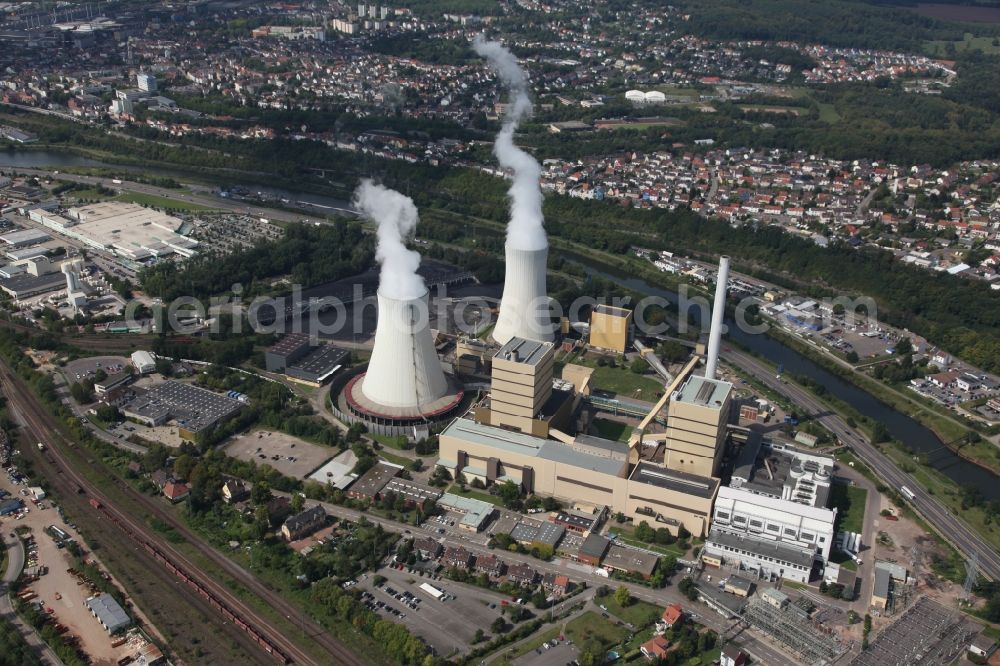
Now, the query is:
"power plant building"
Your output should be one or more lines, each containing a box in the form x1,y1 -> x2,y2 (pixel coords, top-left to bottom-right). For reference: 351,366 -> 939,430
663,375 -> 733,478
589,305 -> 633,353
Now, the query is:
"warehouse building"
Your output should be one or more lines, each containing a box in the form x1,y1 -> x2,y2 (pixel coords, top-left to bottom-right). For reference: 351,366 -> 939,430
0,228 -> 51,248
120,381 -> 243,439
85,594 -> 131,634
265,333 -> 311,372
41,202 -> 199,260
285,344 -> 349,386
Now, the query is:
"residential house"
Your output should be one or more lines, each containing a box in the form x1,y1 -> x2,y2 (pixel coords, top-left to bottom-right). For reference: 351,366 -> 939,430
474,554 -> 504,578
222,479 -> 249,504
542,573 -> 570,596
281,505 -> 326,541
641,636 -> 670,661
506,562 -> 537,587
720,645 -> 748,666
442,545 -> 471,569
413,536 -> 442,560
162,482 -> 189,503
661,603 -> 684,628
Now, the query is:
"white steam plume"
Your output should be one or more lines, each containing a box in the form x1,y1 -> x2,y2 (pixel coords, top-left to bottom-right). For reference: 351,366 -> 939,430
473,36 -> 547,252
353,179 -> 426,300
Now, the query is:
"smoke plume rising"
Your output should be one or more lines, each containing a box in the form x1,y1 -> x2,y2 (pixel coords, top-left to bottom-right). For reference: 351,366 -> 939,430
474,36 -> 547,252
353,180 -> 426,300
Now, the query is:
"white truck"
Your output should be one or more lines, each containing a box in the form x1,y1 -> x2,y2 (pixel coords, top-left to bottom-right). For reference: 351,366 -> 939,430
36,442 -> 44,451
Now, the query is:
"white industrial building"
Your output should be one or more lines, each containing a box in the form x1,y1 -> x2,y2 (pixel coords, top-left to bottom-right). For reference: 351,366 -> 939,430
703,436 -> 837,583
131,350 -> 156,374
34,202 -> 198,261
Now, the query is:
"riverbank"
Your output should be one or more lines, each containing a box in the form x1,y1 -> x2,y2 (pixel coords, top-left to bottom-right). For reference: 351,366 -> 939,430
763,324 -> 1000,476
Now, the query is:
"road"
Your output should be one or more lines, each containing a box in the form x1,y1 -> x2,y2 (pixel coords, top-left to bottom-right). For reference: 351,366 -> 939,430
1,529 -> 64,665
721,347 -> 1000,581
285,493 -> 800,666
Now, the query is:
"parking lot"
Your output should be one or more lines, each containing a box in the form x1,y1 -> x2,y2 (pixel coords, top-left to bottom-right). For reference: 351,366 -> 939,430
515,640 -> 578,666
223,430 -> 334,479
62,355 -> 131,385
358,563 -> 518,658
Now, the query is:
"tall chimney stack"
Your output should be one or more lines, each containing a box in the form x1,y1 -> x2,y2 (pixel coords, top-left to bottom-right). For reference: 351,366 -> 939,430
704,255 -> 731,380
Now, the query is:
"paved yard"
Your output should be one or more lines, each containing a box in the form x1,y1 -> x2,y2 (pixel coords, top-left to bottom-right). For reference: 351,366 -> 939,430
359,564 -> 519,658
63,356 -> 130,384
514,640 -> 578,666
223,430 -> 335,479
1,472 -> 141,664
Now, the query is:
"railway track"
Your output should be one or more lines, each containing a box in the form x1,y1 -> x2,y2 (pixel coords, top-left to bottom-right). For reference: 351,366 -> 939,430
0,360 -> 369,666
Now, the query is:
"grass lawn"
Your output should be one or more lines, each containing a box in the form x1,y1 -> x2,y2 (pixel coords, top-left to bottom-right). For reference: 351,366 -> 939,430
114,191 -> 214,212
371,433 -> 408,449
377,450 -> 412,469
612,525 -> 688,558
564,611 -> 629,648
590,365 -> 664,399
70,187 -> 112,200
817,102 -> 841,123
781,580 -> 808,590
446,483 -> 505,507
595,592 -> 662,628
828,550 -> 858,571
592,418 -> 634,443
829,482 -> 867,534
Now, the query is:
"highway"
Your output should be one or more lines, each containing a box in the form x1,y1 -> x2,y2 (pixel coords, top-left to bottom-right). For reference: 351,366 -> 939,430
721,347 -> 1000,581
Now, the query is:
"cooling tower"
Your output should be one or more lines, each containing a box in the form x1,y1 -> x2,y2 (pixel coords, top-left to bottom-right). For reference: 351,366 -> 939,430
362,289 -> 448,409
704,255 -> 731,381
493,244 -> 553,345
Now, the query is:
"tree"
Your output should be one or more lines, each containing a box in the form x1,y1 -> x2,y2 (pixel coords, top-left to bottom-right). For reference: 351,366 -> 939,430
496,480 -> 521,507
635,521 -> 655,542
629,358 -> 647,374
614,585 -> 632,607
871,422 -> 890,443
490,616 -> 507,634
291,492 -> 305,512
677,524 -> 691,540
472,628 -> 485,644
251,480 -> 272,505
846,350 -> 859,363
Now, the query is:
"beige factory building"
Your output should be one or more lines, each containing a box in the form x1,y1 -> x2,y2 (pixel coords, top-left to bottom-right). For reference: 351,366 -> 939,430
438,338 -> 727,537
663,375 -> 733,478
589,304 -> 633,353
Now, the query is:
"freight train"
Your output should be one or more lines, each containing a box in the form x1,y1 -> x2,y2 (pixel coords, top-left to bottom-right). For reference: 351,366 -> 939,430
88,497 -> 290,663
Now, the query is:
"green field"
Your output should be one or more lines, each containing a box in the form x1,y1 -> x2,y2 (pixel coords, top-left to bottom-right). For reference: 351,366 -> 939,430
594,592 -> 662,628
564,611 -> 629,648
817,102 -> 841,123
590,366 -> 664,399
829,482 -> 867,534
925,33 -> 1000,56
115,191 -> 214,212
446,483 -> 505,506
377,450 -> 413,469
70,187 -> 112,200
592,418 -> 634,443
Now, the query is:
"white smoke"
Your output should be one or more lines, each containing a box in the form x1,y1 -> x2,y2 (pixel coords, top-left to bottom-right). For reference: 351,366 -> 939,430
474,36 -> 547,252
353,180 -> 426,300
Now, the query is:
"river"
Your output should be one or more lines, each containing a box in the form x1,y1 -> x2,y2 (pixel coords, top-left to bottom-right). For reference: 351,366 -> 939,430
563,251 -> 1000,500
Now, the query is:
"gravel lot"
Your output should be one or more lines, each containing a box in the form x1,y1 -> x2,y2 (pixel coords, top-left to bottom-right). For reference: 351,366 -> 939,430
224,430 -> 334,479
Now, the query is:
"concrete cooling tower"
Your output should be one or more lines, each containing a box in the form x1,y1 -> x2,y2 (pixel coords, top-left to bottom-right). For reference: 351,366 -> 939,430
340,289 -> 464,437
362,289 -> 448,408
493,244 -> 554,345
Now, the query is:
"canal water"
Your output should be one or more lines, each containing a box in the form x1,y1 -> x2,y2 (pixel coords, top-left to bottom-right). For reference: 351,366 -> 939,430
563,250 -> 1000,500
